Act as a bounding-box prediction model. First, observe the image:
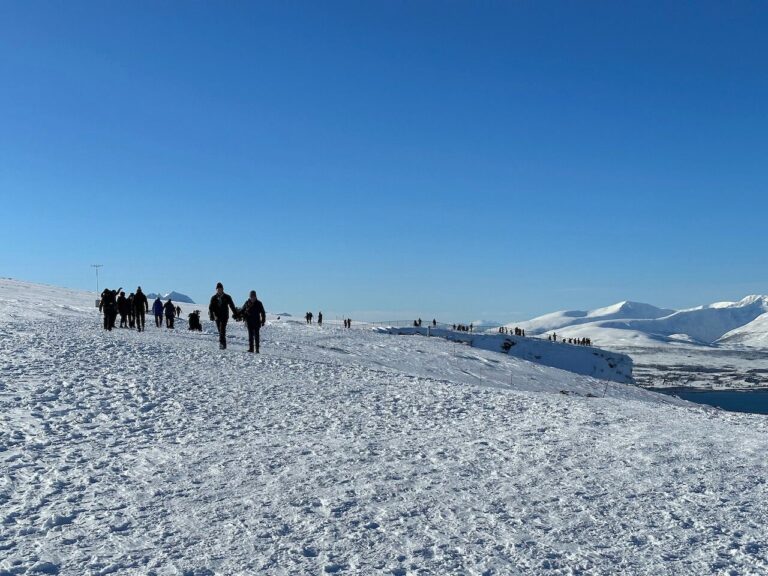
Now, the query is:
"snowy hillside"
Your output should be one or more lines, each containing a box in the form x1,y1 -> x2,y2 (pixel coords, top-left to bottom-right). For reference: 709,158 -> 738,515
2,279 -> 768,574
378,326 -> 633,384
718,312 -> 768,347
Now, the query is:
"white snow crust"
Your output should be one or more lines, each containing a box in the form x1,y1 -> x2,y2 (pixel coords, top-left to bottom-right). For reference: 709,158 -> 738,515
2,279 -> 768,575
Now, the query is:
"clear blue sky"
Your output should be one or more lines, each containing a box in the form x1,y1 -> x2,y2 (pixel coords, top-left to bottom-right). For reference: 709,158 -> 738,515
1,1 -> 766,322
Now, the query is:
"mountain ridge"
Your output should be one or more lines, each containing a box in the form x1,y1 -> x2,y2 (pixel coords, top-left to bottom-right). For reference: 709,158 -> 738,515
510,296 -> 768,347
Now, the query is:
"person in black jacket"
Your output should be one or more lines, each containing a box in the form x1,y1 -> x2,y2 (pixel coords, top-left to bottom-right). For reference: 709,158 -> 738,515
209,282 -> 239,349
163,299 -> 175,329
133,287 -> 148,332
127,293 -> 135,328
99,287 -> 121,331
117,291 -> 129,328
241,290 -> 266,353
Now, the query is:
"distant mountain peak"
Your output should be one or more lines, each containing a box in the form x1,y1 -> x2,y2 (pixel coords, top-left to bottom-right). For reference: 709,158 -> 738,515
147,291 -> 195,304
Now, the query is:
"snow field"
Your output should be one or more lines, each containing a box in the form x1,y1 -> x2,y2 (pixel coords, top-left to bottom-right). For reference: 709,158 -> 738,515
1,279 -> 768,575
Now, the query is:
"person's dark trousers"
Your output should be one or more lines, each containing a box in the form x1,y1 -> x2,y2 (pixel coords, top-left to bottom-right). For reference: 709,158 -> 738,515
104,306 -> 116,330
216,318 -> 228,349
155,314 -> 162,328
135,310 -> 145,331
247,323 -> 261,353
120,313 -> 127,328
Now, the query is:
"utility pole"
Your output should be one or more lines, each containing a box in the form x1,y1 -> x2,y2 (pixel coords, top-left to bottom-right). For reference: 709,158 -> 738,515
91,264 -> 103,307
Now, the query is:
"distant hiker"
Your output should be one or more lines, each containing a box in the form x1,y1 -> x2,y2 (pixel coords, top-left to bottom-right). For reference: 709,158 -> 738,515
241,290 -> 267,353
134,287 -> 148,332
163,299 -> 175,329
432,319 -> 437,327
317,311 -> 323,326
209,282 -> 238,350
117,291 -> 129,328
152,297 -> 164,328
552,332 -> 557,342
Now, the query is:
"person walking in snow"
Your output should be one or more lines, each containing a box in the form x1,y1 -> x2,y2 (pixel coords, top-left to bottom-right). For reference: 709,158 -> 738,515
117,291 -> 129,328
241,290 -> 266,353
152,297 -> 164,328
209,282 -> 239,350
317,311 -> 323,326
127,293 -> 135,328
133,287 -> 148,332
99,287 -> 120,331
163,299 -> 175,329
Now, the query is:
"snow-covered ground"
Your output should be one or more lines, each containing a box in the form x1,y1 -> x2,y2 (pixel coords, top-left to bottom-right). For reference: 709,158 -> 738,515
2,278 -> 768,575
374,326 -> 634,384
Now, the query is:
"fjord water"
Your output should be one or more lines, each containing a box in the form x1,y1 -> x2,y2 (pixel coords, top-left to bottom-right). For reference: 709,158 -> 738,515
657,387 -> 768,415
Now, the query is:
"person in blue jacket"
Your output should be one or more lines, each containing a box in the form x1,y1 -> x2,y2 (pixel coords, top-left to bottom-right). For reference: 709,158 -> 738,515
152,297 -> 164,328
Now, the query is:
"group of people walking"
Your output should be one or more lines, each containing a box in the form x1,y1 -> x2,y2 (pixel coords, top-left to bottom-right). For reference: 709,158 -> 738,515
151,297 -> 181,329
305,311 -> 323,325
548,333 -> 592,346
99,282 -> 266,353
99,287 -> 149,332
498,326 -> 526,337
208,283 -> 266,352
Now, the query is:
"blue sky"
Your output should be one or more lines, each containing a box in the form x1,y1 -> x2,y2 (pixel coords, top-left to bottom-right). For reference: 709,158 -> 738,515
1,1 -> 766,322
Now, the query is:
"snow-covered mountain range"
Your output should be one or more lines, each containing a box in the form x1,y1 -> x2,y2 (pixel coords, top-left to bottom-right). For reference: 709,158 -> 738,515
508,296 -> 768,347
146,291 -> 195,304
